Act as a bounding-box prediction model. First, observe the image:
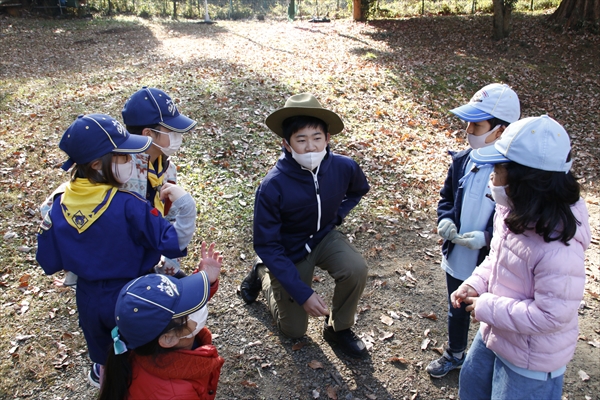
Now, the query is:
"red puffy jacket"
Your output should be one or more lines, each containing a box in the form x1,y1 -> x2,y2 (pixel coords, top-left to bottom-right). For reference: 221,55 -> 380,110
127,327 -> 224,400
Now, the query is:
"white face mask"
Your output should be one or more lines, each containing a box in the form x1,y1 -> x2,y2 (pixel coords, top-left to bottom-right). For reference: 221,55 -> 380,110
151,129 -> 183,157
289,146 -> 327,171
179,306 -> 208,339
489,181 -> 512,209
112,159 -> 134,184
468,125 -> 501,150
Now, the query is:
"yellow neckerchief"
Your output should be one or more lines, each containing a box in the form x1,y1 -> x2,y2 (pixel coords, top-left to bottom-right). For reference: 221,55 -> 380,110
60,178 -> 118,234
147,155 -> 166,215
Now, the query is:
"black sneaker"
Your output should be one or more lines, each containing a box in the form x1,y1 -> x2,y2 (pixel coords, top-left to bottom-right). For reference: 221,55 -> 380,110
238,257 -> 263,304
87,362 -> 101,388
323,321 -> 367,359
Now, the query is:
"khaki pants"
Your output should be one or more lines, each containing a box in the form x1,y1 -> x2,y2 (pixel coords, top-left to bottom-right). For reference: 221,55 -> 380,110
260,229 -> 368,339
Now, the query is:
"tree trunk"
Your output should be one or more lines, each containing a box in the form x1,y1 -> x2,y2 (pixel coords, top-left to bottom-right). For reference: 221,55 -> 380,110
172,0 -> 177,18
353,0 -> 362,20
492,0 -> 505,39
503,5 -> 512,36
549,0 -> 600,30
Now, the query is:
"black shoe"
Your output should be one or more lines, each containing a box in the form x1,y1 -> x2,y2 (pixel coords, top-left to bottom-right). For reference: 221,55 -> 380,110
239,257 -> 263,304
323,321 -> 368,359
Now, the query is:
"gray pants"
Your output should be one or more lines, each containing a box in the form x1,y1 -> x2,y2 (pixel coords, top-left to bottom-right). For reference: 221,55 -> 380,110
260,229 -> 368,339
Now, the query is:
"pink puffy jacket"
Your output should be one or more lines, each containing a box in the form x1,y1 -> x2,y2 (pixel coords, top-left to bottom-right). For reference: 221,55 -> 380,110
464,198 -> 591,372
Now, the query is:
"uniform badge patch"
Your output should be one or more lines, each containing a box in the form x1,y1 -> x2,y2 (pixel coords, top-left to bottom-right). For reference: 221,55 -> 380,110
72,210 -> 88,229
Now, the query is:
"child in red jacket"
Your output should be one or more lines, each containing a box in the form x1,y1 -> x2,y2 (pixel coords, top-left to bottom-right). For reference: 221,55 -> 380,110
99,242 -> 224,400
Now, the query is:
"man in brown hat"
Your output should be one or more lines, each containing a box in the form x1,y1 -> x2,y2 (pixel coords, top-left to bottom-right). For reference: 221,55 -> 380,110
239,93 -> 370,358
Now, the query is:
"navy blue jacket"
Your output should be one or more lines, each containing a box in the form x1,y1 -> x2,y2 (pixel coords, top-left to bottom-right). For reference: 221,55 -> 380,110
437,149 -> 493,266
253,147 -> 369,305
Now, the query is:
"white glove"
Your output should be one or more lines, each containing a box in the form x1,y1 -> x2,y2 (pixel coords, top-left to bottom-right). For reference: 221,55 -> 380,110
438,219 -> 458,241
451,231 -> 487,250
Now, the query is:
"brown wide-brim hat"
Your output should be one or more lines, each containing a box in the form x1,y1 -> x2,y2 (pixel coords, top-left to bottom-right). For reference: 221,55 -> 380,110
265,93 -> 344,138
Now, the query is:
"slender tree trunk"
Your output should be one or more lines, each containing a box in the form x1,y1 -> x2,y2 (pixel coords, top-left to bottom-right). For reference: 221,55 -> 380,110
173,0 -> 177,18
353,0 -> 362,20
549,0 -> 600,30
493,0 -> 504,39
492,0 -> 513,39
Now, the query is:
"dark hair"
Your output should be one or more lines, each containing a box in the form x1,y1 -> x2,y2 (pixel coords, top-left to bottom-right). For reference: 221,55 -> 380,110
125,124 -> 160,135
487,117 -> 511,128
281,116 -> 328,143
98,316 -> 189,400
71,153 -> 122,187
503,161 -> 581,244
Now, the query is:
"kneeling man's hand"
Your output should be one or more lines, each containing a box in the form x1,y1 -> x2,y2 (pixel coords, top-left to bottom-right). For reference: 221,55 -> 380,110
303,292 -> 329,317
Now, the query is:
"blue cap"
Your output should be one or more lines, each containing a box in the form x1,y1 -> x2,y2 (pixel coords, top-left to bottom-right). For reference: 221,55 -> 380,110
122,87 -> 197,133
59,114 -> 151,171
114,272 -> 210,349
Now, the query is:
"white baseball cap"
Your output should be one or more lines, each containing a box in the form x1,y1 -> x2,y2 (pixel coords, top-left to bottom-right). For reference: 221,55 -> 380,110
450,83 -> 520,123
470,115 -> 573,173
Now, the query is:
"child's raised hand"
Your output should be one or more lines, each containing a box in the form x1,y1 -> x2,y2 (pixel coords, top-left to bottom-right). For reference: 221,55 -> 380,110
450,284 -> 479,308
159,182 -> 187,203
196,241 -> 222,284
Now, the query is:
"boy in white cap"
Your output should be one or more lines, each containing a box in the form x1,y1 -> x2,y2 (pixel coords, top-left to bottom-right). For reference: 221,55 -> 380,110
239,94 -> 370,358
427,83 -> 520,378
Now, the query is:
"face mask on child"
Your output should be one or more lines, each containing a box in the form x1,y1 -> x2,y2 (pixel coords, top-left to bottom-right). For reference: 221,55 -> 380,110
468,125 -> 501,150
489,181 -> 512,209
112,159 -> 134,184
179,306 -> 208,339
289,146 -> 327,171
151,129 -> 183,157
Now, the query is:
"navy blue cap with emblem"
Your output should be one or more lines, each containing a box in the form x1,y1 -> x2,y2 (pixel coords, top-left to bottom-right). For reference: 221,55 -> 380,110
121,87 -> 197,133
59,114 -> 152,171
114,272 -> 210,349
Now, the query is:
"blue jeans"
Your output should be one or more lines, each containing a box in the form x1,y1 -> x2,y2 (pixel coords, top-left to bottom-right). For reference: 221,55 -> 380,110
459,330 -> 564,400
446,273 -> 470,353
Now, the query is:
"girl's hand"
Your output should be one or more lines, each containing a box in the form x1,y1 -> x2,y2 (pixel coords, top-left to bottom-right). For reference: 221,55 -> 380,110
450,284 -> 479,308
465,297 -> 479,322
196,242 -> 222,284
160,182 -> 187,202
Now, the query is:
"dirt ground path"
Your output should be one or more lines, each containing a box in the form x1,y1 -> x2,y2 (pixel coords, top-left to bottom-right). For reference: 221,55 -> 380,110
0,15 -> 599,400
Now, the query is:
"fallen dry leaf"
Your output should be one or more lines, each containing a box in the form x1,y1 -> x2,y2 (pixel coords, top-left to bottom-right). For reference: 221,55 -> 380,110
578,370 -> 590,381
418,312 -> 438,321
308,360 -> 324,370
380,314 -> 394,326
240,380 -> 258,388
326,385 -> 337,399
421,338 -> 431,350
292,342 -> 307,351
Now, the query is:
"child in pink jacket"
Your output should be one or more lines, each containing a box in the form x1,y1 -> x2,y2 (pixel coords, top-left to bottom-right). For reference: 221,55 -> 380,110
451,115 -> 591,400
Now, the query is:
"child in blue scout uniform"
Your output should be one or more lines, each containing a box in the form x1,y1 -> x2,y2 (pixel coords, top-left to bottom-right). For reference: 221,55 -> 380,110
100,243 -> 224,400
36,114 -> 197,387
427,83 -> 521,378
121,87 -> 197,276
39,88 -> 196,286
239,94 -> 370,358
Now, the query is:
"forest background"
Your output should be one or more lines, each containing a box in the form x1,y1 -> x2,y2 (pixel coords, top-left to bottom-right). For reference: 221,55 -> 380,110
0,5 -> 599,400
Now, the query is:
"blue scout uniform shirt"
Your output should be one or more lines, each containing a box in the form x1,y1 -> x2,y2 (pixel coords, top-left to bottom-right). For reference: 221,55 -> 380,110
37,189 -> 185,280
36,188 -> 186,364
